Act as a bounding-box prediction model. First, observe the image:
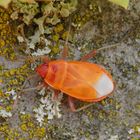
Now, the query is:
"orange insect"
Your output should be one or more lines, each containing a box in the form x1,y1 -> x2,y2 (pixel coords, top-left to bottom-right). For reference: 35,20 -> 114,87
36,45 -> 115,112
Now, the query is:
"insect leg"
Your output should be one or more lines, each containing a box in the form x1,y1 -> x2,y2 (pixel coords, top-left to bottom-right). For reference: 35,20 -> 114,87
74,103 -> 94,112
21,74 -> 39,89
68,96 -> 93,112
13,84 -> 45,109
74,102 -> 110,114
52,89 -> 61,118
21,84 -> 44,92
52,89 -> 60,100
61,22 -> 71,60
80,50 -> 96,61
80,43 -> 120,61
61,46 -> 69,60
68,96 -> 76,112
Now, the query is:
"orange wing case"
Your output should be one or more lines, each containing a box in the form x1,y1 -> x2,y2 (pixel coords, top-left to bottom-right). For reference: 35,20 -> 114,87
44,60 -> 114,102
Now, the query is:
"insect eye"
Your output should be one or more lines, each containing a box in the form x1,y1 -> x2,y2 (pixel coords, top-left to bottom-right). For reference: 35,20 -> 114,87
44,63 -> 48,66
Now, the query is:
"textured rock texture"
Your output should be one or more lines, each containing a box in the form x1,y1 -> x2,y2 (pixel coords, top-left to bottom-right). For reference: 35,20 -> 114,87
0,0 -> 140,140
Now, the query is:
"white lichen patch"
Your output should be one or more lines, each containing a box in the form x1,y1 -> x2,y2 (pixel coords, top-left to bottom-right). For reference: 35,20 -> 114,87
6,89 -> 16,96
22,29 -> 52,70
17,35 -> 24,43
20,111 -> 26,115
31,47 -> 51,56
108,135 -> 119,140
5,89 -> 17,100
0,109 -> 12,117
0,89 -> 17,118
25,30 -> 51,56
128,128 -> 134,134
34,87 -> 63,126
34,104 -> 47,126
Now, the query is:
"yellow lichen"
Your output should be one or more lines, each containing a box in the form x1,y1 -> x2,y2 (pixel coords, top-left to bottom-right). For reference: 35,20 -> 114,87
0,90 -> 4,97
54,24 -> 64,33
0,39 -> 5,48
0,7 -> 16,60
20,123 -> 28,131
52,34 -> 60,42
27,122 -> 35,128
20,114 -> 31,122
5,106 -> 12,112
72,2 -> 99,29
62,31 -> 69,40
34,127 -> 46,138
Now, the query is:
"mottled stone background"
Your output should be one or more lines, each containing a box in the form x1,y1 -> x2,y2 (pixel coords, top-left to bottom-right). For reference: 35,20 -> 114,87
0,0 -> 140,140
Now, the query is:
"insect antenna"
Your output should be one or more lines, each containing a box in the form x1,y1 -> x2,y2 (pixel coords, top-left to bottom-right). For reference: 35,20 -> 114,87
61,20 -> 71,60
96,43 -> 120,52
80,43 -> 120,61
12,75 -> 44,108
